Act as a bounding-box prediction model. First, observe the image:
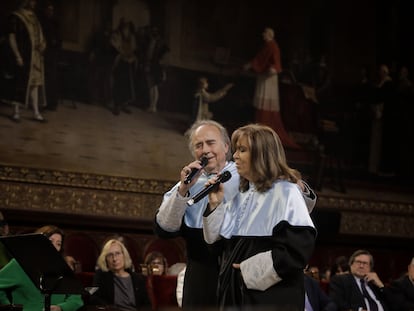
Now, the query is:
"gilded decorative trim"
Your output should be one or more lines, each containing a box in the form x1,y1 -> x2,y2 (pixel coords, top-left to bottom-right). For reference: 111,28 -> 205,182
1,164 -> 414,238
0,165 -> 175,193
0,182 -> 159,220
340,211 -> 414,238
316,194 -> 414,216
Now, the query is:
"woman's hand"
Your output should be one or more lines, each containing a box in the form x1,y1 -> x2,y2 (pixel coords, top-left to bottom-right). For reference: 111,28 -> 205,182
207,177 -> 224,211
50,305 -> 62,311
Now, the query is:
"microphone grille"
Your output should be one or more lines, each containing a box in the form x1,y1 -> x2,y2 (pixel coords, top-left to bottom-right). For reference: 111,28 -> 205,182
220,171 -> 232,183
200,156 -> 209,167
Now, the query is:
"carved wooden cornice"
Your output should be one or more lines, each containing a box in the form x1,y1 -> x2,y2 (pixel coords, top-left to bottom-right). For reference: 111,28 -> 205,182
316,194 -> 414,216
0,165 -> 175,193
0,165 -> 172,221
1,164 -> 413,238
315,193 -> 414,238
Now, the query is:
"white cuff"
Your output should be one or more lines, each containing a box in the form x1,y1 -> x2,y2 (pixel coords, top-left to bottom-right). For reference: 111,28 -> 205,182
240,250 -> 282,291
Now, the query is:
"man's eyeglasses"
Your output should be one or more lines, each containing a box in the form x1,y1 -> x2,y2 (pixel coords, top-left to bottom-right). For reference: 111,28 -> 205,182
353,260 -> 370,266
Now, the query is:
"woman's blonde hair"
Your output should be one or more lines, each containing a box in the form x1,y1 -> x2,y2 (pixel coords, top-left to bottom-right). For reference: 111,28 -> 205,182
96,239 -> 133,272
231,123 -> 301,192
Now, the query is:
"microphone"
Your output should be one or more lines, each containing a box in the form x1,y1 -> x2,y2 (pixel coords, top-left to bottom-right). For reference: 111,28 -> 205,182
183,156 -> 209,184
187,171 -> 232,206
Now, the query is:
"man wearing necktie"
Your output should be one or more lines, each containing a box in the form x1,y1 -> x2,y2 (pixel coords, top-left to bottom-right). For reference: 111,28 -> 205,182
329,249 -> 393,311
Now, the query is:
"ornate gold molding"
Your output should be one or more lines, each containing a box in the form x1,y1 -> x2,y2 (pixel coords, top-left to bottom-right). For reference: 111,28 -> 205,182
0,165 -> 174,220
316,195 -> 414,238
0,165 -> 175,194
340,212 -> 414,238
0,182 -> 160,220
1,164 -> 413,238
316,195 -> 414,216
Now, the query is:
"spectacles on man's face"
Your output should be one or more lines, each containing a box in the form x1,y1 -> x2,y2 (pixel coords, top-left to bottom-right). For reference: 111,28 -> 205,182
353,260 -> 370,266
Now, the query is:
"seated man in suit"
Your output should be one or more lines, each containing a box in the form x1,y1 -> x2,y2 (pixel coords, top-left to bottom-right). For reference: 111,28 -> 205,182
388,257 -> 414,311
304,273 -> 337,311
329,249 -> 392,311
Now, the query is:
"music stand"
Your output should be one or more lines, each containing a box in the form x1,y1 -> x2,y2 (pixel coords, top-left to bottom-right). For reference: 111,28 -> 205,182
0,233 -> 84,311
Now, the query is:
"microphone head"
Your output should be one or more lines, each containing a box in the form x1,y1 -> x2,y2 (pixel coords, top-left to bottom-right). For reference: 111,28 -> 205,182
218,171 -> 232,183
199,156 -> 209,167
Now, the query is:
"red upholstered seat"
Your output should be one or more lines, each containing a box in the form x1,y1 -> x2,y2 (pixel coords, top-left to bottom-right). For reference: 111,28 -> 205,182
146,275 -> 178,310
75,271 -> 95,288
319,279 -> 330,294
64,232 -> 100,272
143,238 -> 185,267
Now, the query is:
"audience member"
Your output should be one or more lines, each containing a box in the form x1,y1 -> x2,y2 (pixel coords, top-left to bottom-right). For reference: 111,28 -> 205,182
203,123 -> 316,310
387,257 -> 414,311
0,224 -> 83,311
243,27 -> 300,149
304,273 -> 338,311
34,225 -> 79,272
329,249 -> 392,311
144,251 -> 168,276
155,119 -> 316,310
89,238 -> 150,310
306,265 -> 321,281
191,76 -> 233,123
7,0 -> 47,122
330,255 -> 350,279
321,265 -> 332,283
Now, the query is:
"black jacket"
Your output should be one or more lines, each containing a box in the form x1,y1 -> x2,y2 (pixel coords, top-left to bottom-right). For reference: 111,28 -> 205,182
388,274 -> 414,311
304,274 -> 337,311
89,269 -> 150,310
329,274 -> 391,311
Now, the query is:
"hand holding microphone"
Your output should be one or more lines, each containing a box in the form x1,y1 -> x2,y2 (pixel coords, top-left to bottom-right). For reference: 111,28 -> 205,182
183,156 -> 209,185
187,171 -> 232,206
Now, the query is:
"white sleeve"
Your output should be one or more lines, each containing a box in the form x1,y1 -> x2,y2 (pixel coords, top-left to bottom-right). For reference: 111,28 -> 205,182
239,250 -> 282,291
202,203 -> 226,244
156,186 -> 189,232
